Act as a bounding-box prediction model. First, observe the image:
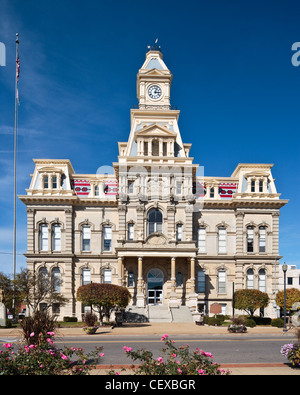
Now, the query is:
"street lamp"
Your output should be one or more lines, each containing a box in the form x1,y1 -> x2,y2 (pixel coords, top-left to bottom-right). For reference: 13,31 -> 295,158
282,263 -> 288,333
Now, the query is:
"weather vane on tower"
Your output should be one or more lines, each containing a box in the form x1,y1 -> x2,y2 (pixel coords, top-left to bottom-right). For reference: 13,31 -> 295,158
147,38 -> 162,52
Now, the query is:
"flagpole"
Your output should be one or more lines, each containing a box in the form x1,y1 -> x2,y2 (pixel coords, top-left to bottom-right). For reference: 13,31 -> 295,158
13,33 -> 19,315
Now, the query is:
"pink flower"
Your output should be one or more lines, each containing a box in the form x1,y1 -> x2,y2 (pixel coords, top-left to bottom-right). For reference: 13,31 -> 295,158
46,338 -> 54,345
39,364 -> 43,368
3,343 -> 12,349
30,332 -> 35,337
47,332 -> 55,336
171,353 -> 177,358
99,353 -> 104,357
60,353 -> 68,360
198,369 -> 206,375
177,368 -> 182,373
161,334 -> 168,341
157,357 -> 163,363
123,346 -> 132,353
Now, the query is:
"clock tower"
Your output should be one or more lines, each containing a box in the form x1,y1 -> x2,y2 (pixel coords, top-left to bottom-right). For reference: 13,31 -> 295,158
137,43 -> 173,110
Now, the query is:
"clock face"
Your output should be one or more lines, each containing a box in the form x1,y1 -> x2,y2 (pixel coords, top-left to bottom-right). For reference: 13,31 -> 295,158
148,85 -> 162,100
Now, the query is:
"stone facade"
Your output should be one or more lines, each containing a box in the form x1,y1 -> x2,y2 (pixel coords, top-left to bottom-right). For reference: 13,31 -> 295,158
19,46 -> 288,320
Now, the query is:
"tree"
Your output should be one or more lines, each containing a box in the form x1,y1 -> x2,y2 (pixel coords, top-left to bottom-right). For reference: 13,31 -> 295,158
14,268 -> 69,315
275,288 -> 300,315
234,289 -> 270,318
76,283 -> 131,325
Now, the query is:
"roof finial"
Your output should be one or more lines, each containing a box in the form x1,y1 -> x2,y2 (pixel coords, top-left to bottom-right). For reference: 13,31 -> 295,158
147,38 -> 162,52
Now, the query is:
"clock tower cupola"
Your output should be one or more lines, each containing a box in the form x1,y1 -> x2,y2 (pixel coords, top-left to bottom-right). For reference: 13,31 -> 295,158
137,41 -> 173,110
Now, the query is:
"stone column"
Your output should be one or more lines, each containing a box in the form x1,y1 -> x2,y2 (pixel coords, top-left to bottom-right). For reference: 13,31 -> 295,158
272,211 -> 280,255
118,256 -> 124,286
190,257 -> 195,293
136,257 -> 145,307
26,208 -> 35,253
169,257 -> 179,307
186,257 -> 198,311
171,257 -> 176,293
235,211 -> 244,254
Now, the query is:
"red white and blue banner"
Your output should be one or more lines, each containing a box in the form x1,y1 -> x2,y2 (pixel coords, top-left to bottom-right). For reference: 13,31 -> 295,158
218,183 -> 237,198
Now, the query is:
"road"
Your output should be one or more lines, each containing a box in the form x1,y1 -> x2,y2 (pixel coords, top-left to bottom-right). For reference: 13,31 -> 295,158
54,334 -> 295,366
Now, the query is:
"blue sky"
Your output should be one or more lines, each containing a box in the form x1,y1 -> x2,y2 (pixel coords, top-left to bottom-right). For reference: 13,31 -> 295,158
0,0 -> 299,275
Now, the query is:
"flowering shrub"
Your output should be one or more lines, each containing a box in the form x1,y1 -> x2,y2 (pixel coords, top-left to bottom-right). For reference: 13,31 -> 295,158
0,332 -> 103,375
281,343 -> 300,368
111,334 -> 231,376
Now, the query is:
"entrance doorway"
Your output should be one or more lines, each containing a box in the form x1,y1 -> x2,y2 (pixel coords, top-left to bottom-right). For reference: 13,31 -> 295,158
147,268 -> 164,305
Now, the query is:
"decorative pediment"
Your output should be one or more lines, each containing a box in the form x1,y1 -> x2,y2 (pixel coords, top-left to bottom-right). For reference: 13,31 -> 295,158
135,123 -> 177,138
145,233 -> 167,246
245,171 -> 269,178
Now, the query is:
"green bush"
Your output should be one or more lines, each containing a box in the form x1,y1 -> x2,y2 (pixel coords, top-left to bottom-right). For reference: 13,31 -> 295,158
244,318 -> 256,328
253,317 -> 272,326
206,317 -> 222,326
63,317 -> 78,322
271,318 -> 284,328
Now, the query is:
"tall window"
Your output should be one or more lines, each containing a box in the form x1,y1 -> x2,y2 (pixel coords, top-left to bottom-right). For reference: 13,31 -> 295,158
128,272 -> 134,287
197,227 -> 206,253
176,272 -> 182,287
259,180 -> 263,192
103,226 -> 112,252
82,225 -> 91,251
128,181 -> 134,194
210,188 -> 214,198
197,270 -> 206,293
258,269 -> 266,292
176,224 -> 183,241
246,269 -> 254,289
103,269 -> 112,284
82,268 -> 91,285
218,227 -> 227,253
247,227 -> 254,252
148,209 -> 163,235
218,270 -> 226,293
52,224 -> 61,251
52,176 -> 57,189
128,223 -> 134,240
251,180 -> 255,192
39,267 -> 48,280
259,226 -> 266,252
44,176 -> 49,189
40,224 -> 48,251
52,267 -> 61,292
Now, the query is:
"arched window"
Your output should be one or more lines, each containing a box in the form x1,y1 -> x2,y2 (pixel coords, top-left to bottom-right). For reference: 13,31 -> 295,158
52,267 -> 61,292
39,224 -> 48,251
259,226 -> 266,253
82,268 -> 91,285
218,270 -> 226,294
218,227 -> 227,253
39,267 -> 48,280
246,269 -> 254,289
258,269 -> 266,292
247,227 -> 254,252
52,224 -> 61,251
148,209 -> 163,235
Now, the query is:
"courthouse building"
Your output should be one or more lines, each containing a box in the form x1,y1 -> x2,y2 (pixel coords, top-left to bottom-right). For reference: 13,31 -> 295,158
19,44 -> 288,321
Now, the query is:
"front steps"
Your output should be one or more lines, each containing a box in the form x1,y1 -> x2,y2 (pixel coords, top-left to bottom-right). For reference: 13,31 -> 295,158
125,305 -> 194,323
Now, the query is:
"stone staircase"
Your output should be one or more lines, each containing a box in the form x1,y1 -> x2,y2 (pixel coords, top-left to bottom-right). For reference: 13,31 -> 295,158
125,305 -> 194,323
169,306 -> 194,322
147,305 -> 172,322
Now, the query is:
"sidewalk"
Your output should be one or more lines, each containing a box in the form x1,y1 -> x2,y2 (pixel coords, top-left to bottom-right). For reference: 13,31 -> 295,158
1,323 -> 299,375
